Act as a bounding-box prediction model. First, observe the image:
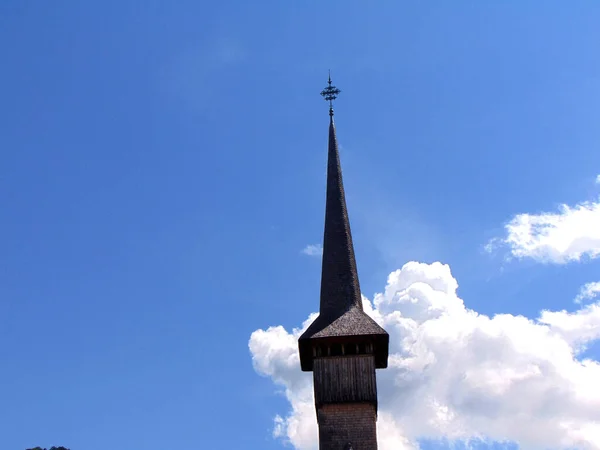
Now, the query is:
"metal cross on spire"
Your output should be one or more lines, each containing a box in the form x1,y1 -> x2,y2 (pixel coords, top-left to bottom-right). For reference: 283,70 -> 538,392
320,71 -> 341,117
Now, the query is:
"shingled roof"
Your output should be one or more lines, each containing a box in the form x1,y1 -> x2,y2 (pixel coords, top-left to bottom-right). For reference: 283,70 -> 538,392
298,110 -> 388,371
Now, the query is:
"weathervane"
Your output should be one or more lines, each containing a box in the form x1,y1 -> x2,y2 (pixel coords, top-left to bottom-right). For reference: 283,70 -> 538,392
320,71 -> 341,117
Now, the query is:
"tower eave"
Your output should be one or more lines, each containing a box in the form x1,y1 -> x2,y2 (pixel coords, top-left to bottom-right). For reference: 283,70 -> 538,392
298,307 -> 389,371
298,334 -> 389,371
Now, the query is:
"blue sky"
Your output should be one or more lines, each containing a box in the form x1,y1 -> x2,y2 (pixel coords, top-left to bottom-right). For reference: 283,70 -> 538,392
2,2 -> 600,450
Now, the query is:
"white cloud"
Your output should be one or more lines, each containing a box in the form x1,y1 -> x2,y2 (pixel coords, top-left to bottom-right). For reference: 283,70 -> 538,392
301,244 -> 323,257
575,281 -> 600,304
489,198 -> 600,264
596,174 -> 600,184
249,262 -> 600,450
539,301 -> 600,347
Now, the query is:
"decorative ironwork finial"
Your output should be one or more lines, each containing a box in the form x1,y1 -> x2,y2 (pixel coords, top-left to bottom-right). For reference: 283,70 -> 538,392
320,70 -> 341,117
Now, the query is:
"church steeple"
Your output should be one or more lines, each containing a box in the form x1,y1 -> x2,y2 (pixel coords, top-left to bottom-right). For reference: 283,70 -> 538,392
319,77 -> 362,320
298,76 -> 389,372
297,76 -> 389,450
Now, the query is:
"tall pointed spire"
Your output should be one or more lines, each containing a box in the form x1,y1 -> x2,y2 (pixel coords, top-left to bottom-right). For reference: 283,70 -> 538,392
319,76 -> 362,319
298,74 -> 388,372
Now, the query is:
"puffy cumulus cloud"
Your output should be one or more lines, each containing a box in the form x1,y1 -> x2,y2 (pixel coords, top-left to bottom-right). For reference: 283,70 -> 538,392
488,198 -> 600,264
539,301 -> 600,348
249,262 -> 600,450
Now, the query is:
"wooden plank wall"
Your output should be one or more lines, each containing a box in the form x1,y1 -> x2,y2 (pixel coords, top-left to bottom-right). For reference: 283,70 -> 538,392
313,355 -> 377,406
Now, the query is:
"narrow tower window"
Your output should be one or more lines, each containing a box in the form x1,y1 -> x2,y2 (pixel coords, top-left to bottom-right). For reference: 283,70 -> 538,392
330,343 -> 343,356
345,343 -> 357,355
